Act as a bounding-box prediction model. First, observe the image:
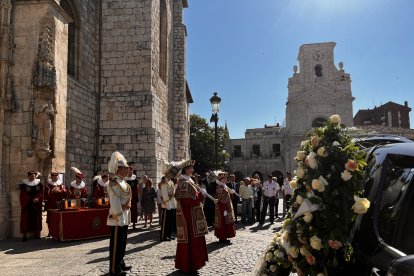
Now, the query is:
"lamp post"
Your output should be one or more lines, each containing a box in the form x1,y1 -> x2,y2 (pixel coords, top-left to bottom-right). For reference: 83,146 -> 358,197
210,92 -> 221,169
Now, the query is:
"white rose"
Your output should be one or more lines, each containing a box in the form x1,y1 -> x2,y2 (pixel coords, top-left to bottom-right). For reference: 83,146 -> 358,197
317,274 -> 325,276
303,212 -> 313,223
318,175 -> 329,186
329,114 -> 341,124
352,196 -> 371,214
289,246 -> 299,258
269,265 -> 277,273
307,152 -> 318,169
316,147 -> 328,158
295,167 -> 305,178
296,151 -> 307,161
333,141 -> 340,147
341,170 -> 352,181
296,195 -> 304,205
310,236 -> 322,251
277,250 -> 285,258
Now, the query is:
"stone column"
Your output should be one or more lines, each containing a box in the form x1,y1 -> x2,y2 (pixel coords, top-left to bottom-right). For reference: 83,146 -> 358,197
172,0 -> 189,161
2,0 -> 69,238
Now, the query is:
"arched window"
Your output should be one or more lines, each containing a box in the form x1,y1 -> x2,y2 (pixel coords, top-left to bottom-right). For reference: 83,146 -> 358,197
159,0 -> 168,83
312,117 -> 327,127
61,0 -> 79,78
314,64 -> 323,77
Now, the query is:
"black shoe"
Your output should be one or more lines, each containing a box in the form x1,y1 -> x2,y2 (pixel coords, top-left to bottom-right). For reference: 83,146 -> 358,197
235,221 -> 239,224
168,236 -> 175,240
219,239 -> 231,244
162,237 -> 171,241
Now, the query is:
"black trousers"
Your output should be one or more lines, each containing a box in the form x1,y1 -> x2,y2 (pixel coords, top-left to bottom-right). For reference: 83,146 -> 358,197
109,225 -> 128,274
260,196 -> 275,223
160,208 -> 174,240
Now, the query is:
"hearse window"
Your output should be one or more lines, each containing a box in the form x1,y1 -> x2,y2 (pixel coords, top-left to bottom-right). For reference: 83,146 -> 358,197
378,163 -> 414,254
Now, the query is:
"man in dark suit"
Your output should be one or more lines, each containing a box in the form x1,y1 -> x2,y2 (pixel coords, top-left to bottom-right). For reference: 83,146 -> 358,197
227,174 -> 240,224
202,172 -> 216,226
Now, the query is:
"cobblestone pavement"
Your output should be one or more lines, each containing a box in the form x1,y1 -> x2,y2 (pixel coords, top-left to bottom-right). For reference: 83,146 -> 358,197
0,208 -> 284,276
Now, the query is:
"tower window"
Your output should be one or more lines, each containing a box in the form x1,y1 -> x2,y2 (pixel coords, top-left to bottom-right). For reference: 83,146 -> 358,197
314,64 -> 323,77
61,0 -> 79,78
159,0 -> 168,83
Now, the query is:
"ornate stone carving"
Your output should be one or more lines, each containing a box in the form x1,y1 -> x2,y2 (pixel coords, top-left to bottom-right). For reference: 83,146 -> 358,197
32,12 -> 56,90
33,100 -> 55,160
0,0 -> 15,112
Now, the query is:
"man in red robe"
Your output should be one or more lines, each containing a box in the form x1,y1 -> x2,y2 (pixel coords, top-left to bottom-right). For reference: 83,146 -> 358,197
19,171 -> 43,241
68,169 -> 88,200
44,171 -> 66,236
125,166 -> 139,229
214,171 -> 236,243
174,160 -> 210,273
93,173 -> 109,207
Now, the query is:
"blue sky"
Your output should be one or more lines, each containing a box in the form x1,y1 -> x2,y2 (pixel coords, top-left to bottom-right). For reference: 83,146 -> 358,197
184,0 -> 414,139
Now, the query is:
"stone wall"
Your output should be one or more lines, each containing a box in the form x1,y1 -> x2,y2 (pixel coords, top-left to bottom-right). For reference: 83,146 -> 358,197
64,0 -> 98,191
99,0 -> 158,179
5,1 -> 69,238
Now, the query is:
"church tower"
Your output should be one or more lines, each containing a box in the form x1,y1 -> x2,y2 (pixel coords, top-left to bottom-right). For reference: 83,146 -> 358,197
286,42 -> 354,135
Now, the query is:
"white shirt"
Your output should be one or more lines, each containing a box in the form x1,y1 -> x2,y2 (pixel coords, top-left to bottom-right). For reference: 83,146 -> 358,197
282,179 -> 293,195
262,180 -> 278,197
160,180 -> 176,210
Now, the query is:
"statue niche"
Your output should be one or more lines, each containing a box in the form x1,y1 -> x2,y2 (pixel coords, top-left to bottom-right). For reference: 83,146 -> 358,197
33,100 -> 55,160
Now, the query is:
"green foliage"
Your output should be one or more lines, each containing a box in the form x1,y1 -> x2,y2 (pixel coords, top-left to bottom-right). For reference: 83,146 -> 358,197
190,114 -> 229,173
263,115 -> 370,276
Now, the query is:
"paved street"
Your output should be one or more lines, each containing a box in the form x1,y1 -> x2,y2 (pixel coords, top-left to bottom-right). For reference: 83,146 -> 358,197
0,208 -> 283,276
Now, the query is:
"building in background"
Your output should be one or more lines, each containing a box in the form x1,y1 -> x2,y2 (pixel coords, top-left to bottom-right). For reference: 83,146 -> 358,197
0,0 -> 191,239
354,101 -> 411,129
228,42 -> 354,180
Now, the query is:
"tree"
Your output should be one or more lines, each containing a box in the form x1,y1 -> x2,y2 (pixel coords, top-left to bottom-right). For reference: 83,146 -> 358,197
190,114 -> 229,174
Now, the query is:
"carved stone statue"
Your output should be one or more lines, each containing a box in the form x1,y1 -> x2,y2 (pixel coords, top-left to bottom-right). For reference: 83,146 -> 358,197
33,100 -> 55,156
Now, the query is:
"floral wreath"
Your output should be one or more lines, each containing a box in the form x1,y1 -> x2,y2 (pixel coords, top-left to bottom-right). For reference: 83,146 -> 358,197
262,115 -> 370,276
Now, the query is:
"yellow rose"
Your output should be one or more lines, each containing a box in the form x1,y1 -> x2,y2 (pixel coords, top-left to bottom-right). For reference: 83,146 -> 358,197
352,196 -> 370,214
329,114 -> 341,124
300,246 -> 309,256
296,151 -> 307,161
289,246 -> 299,258
311,135 -> 320,147
310,236 -> 322,251
265,252 -> 273,261
289,179 -> 298,189
316,147 -> 328,158
311,179 -> 325,192
303,212 -> 313,223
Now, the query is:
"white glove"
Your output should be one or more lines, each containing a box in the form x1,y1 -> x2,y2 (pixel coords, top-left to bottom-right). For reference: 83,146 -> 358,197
230,189 -> 235,194
200,188 -> 207,195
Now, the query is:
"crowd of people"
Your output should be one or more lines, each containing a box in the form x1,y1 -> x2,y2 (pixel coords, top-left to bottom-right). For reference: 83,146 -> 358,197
18,151 -> 292,275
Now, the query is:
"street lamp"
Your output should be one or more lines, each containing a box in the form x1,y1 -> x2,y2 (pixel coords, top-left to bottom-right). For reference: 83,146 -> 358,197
210,92 -> 221,169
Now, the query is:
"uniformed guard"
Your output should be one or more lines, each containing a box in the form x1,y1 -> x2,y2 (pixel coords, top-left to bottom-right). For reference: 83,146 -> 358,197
107,151 -> 132,275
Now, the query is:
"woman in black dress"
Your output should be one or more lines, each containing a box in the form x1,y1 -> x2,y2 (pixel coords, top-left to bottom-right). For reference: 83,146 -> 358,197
141,178 -> 157,227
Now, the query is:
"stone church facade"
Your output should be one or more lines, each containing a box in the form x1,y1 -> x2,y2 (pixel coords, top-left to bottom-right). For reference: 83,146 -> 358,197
228,42 -> 354,180
0,0 -> 191,239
